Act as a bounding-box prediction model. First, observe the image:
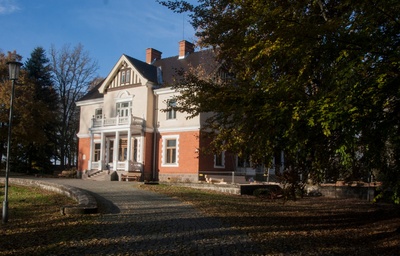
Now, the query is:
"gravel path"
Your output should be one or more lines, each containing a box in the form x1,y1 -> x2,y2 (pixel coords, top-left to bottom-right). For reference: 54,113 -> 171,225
38,179 -> 263,256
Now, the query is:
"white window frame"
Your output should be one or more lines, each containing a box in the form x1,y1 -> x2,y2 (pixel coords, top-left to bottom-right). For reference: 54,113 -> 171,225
214,151 -> 225,168
121,71 -> 126,84
157,66 -> 163,84
237,156 -> 251,168
118,138 -> 128,161
166,99 -> 177,120
161,135 -> 179,167
126,69 -> 131,84
93,142 -> 101,162
116,101 -> 131,117
95,108 -> 103,119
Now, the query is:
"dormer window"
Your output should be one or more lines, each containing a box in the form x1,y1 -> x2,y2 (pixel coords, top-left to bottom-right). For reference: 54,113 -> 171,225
157,66 -> 163,84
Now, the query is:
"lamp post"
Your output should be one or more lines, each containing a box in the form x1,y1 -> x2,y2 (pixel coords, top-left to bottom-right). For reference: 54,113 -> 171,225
2,59 -> 22,224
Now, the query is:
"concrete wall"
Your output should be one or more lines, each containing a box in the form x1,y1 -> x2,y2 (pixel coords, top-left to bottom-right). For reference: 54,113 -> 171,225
318,184 -> 376,200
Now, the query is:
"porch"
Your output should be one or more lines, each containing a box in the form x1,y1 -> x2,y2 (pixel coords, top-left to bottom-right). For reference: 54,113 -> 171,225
87,114 -> 147,174
85,162 -> 144,181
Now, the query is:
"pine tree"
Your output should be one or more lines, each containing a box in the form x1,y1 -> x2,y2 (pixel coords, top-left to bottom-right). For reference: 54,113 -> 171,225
24,47 -> 59,173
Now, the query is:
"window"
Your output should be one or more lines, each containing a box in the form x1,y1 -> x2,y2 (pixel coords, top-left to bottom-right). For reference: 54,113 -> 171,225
126,70 -> 131,84
166,139 -> 176,164
167,99 -> 177,120
116,102 -> 130,117
162,135 -> 179,166
157,66 -> 163,84
94,143 -> 101,161
237,156 -> 251,168
121,71 -> 126,84
214,152 -> 225,168
95,108 -> 102,119
133,138 -> 138,162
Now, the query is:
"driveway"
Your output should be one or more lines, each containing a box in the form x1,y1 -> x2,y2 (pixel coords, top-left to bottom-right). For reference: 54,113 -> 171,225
36,178 -> 263,255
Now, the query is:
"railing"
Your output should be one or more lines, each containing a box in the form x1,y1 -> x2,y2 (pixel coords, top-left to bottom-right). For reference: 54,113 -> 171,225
92,115 -> 145,128
89,161 -> 143,172
91,162 -> 100,170
117,161 -> 126,170
199,171 -> 237,184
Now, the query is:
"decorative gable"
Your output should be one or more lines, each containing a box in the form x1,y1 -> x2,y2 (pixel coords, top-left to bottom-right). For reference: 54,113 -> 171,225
98,55 -> 157,94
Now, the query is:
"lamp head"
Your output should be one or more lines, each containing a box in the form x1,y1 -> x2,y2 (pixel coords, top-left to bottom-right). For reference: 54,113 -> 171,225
6,61 -> 23,80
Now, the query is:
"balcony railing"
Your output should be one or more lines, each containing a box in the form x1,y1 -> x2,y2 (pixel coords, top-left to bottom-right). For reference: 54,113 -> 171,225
89,160 -> 143,172
92,115 -> 144,128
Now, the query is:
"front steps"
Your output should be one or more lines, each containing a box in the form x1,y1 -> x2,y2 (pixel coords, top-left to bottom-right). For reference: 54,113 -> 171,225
84,170 -> 110,181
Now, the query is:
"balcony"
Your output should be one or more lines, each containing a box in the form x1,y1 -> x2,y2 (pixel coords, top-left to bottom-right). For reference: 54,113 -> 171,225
91,115 -> 145,129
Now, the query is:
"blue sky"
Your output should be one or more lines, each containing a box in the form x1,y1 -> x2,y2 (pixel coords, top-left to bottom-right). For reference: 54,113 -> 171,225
0,0 -> 196,77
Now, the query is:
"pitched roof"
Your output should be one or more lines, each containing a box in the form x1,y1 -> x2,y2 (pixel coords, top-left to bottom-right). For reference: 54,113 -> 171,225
77,49 -> 218,103
77,79 -> 104,101
124,54 -> 158,83
153,49 -> 217,85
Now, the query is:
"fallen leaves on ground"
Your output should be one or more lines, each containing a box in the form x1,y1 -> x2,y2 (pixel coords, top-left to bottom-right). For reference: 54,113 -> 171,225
140,184 -> 400,255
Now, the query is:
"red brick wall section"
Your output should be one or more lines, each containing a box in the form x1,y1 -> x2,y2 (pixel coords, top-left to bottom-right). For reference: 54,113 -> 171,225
158,131 -> 200,175
198,133 -> 236,172
143,132 -> 154,181
77,138 -> 90,172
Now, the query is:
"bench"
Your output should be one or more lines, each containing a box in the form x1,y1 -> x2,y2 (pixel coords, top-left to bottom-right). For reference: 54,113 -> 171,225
205,175 -> 227,184
121,172 -> 141,182
58,170 -> 77,178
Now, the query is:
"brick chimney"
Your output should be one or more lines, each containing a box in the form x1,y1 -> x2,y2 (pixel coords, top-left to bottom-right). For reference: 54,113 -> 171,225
146,48 -> 162,64
179,40 -> 195,59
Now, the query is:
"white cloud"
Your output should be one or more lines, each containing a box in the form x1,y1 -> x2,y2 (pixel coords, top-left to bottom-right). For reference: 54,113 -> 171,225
0,0 -> 20,15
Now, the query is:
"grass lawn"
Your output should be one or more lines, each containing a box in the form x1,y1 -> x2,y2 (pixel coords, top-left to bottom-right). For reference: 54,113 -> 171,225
0,184 -> 99,256
140,184 -> 400,255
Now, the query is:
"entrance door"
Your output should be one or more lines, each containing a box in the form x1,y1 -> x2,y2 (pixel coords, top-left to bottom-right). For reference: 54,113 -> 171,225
107,140 -> 114,165
119,138 -> 128,161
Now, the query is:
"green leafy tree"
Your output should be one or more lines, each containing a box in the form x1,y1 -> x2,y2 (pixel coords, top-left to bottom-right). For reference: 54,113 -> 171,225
160,0 -> 400,202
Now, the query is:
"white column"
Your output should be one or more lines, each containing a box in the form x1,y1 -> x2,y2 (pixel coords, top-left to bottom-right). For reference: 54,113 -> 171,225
113,131 -> 120,171
100,132 -> 105,170
140,131 -> 145,165
127,129 -> 132,171
88,132 -> 94,170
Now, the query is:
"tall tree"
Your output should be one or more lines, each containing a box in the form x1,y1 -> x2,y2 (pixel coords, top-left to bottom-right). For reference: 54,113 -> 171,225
50,44 -> 98,167
24,47 -> 59,172
160,0 -> 400,202
0,51 -> 53,172
0,51 -> 15,169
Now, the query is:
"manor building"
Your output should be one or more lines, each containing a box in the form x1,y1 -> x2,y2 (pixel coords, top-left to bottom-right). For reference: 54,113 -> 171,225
76,41 -> 271,182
